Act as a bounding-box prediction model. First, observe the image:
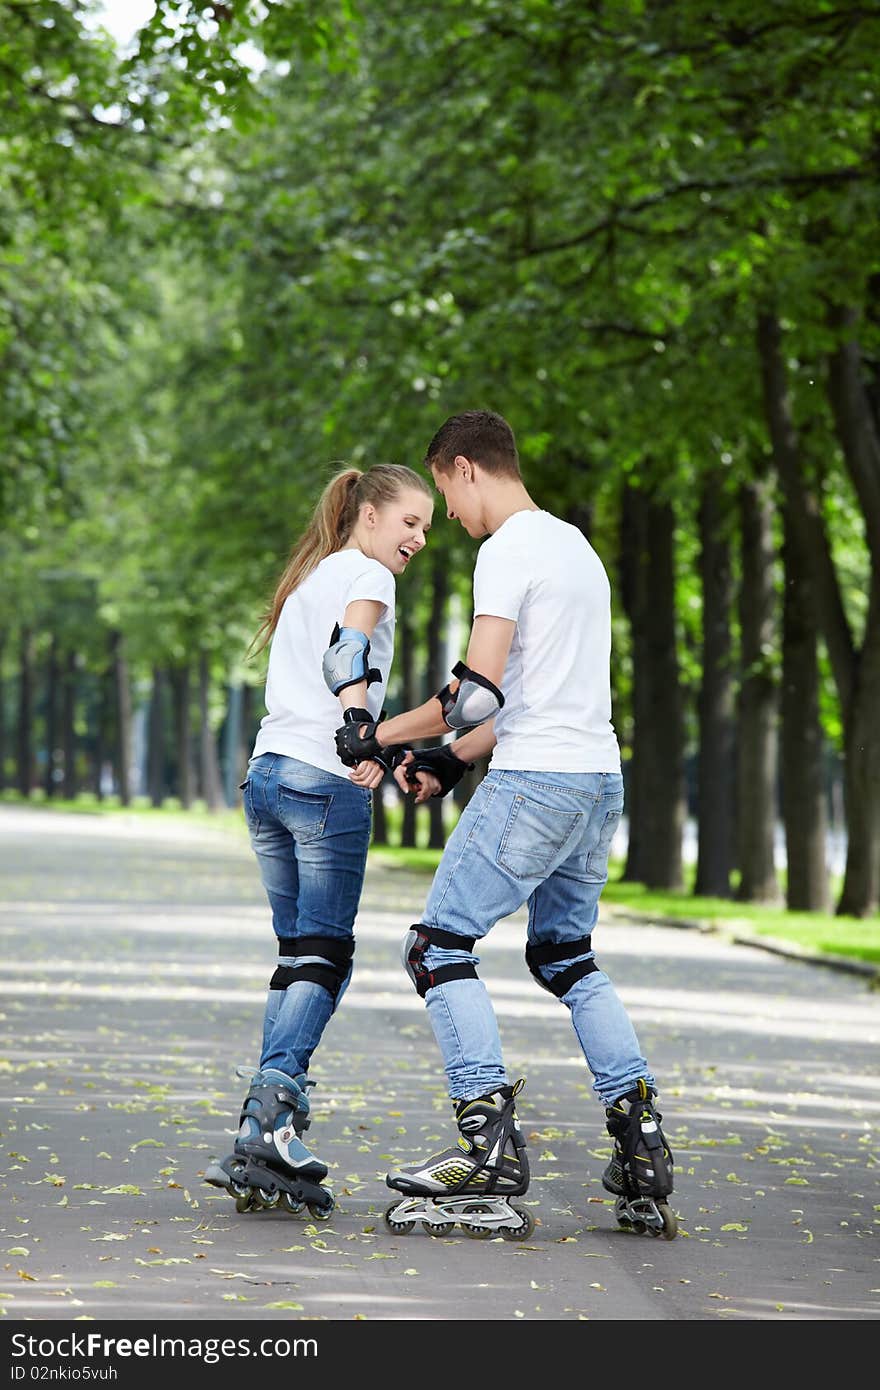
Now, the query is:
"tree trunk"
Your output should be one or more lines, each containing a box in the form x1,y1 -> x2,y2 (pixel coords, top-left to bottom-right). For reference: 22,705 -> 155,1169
427,556 -> 449,850
566,499 -> 594,538
17,626 -> 34,797
221,683 -> 244,806
44,632 -> 59,798
837,570 -> 880,915
112,630 -> 132,805
758,309 -> 878,912
825,311 -> 880,915
757,312 -> 854,703
0,628 -> 6,791
619,480 -> 685,888
459,754 -> 490,812
61,648 -> 77,800
171,666 -> 194,809
455,588 -> 482,812
148,665 -> 166,808
241,683 -> 257,774
694,475 -> 735,898
371,785 -> 388,845
619,490 -> 643,881
92,665 -> 112,800
427,796 -> 446,849
198,652 -> 224,811
781,512 -> 829,911
827,309 -> 880,558
398,602 -> 417,848
736,477 -> 780,902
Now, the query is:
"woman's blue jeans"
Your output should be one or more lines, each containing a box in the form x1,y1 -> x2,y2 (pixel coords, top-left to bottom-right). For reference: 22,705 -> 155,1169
241,754 -> 371,1078
418,769 -> 654,1105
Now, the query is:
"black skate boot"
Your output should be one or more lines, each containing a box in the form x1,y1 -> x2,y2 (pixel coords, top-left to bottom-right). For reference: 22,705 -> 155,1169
601,1078 -> 676,1238
204,1068 -> 334,1219
384,1078 -> 534,1240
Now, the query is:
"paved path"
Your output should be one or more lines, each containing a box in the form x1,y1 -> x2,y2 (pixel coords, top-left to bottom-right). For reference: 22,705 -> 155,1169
0,807 -> 878,1324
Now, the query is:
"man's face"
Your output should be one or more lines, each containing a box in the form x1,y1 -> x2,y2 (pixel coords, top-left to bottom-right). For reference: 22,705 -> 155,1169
430,458 -> 486,538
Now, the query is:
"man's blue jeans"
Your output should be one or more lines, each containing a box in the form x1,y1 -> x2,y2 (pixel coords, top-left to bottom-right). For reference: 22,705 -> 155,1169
418,769 -> 654,1105
242,753 -> 371,1078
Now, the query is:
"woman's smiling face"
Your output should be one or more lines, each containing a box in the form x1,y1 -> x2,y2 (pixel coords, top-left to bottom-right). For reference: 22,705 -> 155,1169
363,486 -> 434,574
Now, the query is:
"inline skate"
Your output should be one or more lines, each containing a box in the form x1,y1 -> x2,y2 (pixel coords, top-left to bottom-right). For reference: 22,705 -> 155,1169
602,1078 -> 676,1238
204,1067 -> 335,1219
384,1079 -> 534,1240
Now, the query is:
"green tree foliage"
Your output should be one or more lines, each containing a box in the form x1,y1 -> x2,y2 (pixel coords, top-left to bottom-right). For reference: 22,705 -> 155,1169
1,1 -> 878,906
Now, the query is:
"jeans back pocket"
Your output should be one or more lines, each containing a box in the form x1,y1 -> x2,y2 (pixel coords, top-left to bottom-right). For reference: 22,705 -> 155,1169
276,785 -> 332,843
585,801 -> 624,882
497,793 -> 582,881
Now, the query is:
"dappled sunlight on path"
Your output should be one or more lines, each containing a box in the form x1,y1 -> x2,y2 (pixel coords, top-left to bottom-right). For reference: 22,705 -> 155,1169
0,808 -> 877,1322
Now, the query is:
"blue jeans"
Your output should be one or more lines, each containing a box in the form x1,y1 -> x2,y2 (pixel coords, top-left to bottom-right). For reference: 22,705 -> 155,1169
418,770 -> 654,1105
241,754 -> 372,1078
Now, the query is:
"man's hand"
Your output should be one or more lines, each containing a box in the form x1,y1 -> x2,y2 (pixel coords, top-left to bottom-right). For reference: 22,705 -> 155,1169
394,743 -> 473,800
393,752 -> 442,804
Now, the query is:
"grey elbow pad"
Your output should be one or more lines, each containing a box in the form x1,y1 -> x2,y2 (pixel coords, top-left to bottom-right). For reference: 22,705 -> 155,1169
322,624 -> 381,695
436,660 -> 505,730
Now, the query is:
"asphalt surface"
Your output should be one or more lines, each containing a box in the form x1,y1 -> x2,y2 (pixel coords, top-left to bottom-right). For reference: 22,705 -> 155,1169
1,805 -> 878,1330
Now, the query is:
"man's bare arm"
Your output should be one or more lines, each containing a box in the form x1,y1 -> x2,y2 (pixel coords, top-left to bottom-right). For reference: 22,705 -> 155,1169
375,615 -> 514,747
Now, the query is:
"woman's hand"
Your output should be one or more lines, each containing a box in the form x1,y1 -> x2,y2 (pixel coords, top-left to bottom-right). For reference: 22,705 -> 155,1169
348,759 -> 387,790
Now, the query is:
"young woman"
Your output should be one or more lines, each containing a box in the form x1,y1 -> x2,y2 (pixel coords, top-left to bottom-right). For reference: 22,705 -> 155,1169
205,464 -> 433,1218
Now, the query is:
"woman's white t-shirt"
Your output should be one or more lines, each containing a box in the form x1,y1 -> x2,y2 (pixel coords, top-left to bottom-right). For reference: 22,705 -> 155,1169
252,549 -> 396,778
473,509 -> 621,773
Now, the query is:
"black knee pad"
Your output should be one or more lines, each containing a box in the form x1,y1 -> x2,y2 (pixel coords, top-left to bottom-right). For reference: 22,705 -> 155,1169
402,924 -> 478,998
270,935 -> 355,1002
525,936 -> 598,998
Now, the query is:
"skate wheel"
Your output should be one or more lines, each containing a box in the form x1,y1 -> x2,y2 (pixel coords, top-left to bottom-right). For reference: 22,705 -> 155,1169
383,1202 -> 415,1235
657,1204 -> 677,1240
223,1160 -> 249,1198
500,1207 -> 535,1241
256,1187 -> 280,1210
280,1192 -> 305,1215
235,1191 -> 258,1214
461,1222 -> 492,1239
308,1196 -> 335,1221
422,1221 -> 454,1236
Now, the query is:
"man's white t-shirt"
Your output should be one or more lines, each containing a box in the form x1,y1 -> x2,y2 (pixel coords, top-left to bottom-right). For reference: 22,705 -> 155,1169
252,549 -> 396,778
473,509 -> 621,773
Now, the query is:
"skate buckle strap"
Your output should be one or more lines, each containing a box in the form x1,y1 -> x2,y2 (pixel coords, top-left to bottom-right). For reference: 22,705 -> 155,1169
525,935 -> 597,997
276,935 -> 355,962
270,934 -> 355,1002
610,1083 -> 674,1202
403,924 -> 478,998
418,963 -> 477,998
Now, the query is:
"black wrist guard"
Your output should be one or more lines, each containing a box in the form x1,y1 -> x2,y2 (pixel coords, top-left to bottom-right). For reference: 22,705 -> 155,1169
372,744 -> 407,774
405,743 -> 473,797
335,715 -> 383,767
342,707 -> 372,725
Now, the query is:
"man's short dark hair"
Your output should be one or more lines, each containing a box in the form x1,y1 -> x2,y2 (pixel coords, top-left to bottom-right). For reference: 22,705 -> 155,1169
425,410 -> 520,478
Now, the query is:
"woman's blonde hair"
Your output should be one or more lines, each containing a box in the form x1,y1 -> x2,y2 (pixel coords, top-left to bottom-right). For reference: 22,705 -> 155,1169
250,463 -> 431,655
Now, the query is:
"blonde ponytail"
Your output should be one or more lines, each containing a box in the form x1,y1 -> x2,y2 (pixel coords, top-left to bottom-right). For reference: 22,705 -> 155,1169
250,463 -> 430,656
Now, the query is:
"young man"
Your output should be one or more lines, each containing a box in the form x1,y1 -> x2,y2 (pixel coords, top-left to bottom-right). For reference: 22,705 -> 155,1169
336,410 -> 675,1239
